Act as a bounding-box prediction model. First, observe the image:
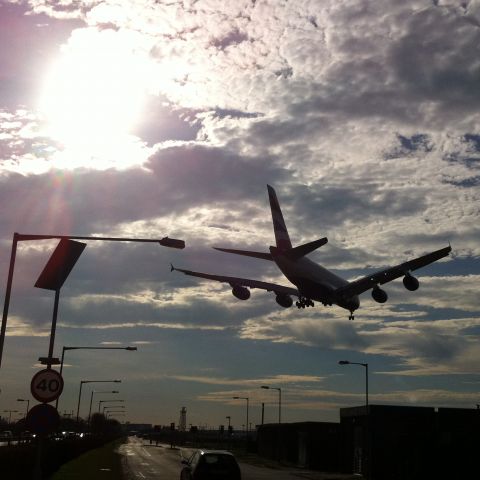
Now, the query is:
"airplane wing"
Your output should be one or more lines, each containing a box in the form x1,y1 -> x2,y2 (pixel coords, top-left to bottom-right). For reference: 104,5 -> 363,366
171,265 -> 300,297
335,246 -> 452,298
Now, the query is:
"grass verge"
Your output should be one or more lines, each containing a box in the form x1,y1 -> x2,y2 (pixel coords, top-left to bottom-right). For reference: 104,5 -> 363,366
49,438 -> 126,480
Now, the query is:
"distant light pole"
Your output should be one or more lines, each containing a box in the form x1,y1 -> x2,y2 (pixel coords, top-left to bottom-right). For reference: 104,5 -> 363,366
88,390 -> 119,424
338,360 -> 369,407
3,409 -> 18,424
56,345 -> 136,408
0,232 -> 184,370
76,380 -> 121,422
232,396 -> 249,436
104,406 -> 126,418
261,386 -> 282,423
104,405 -> 125,414
106,411 -> 126,419
100,400 -> 125,413
16,399 -> 30,419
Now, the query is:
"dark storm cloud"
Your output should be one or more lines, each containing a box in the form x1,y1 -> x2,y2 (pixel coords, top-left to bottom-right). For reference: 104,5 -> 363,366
391,6 -> 480,113
0,143 -> 288,236
281,4 -> 480,130
288,183 -> 427,232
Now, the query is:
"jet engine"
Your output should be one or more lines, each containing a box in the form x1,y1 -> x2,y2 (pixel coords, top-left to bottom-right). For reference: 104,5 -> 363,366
275,293 -> 293,308
403,273 -> 419,291
232,285 -> 250,300
372,286 -> 388,303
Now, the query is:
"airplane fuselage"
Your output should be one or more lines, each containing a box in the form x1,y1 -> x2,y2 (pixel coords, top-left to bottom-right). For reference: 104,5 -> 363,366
270,247 -> 360,313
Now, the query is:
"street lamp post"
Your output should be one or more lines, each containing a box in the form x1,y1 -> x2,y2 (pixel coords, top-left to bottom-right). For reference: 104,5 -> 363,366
100,400 -> 125,413
232,396 -> 249,437
104,406 -> 126,419
106,411 -> 126,419
226,416 -> 231,428
56,345 -> 136,408
88,390 -> 119,424
338,360 -> 369,406
3,409 -> 18,424
104,406 -> 125,414
261,386 -> 282,423
59,345 -> 137,377
339,360 -> 370,479
76,380 -> 121,422
0,232 -> 184,370
17,398 -> 30,419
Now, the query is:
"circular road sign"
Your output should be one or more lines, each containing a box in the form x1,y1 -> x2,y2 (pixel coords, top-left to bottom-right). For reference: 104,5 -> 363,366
26,404 -> 60,435
30,368 -> 64,403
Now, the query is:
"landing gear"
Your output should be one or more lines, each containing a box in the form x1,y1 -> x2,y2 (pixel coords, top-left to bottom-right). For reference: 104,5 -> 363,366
348,311 -> 355,321
296,297 -> 314,309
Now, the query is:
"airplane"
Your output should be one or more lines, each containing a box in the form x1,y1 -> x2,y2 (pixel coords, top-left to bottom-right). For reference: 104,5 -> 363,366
171,185 -> 452,320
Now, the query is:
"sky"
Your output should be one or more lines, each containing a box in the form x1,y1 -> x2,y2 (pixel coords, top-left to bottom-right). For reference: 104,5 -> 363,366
0,0 -> 479,429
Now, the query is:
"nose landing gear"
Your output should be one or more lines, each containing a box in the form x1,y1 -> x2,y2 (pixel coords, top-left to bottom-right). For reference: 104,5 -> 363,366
348,311 -> 355,320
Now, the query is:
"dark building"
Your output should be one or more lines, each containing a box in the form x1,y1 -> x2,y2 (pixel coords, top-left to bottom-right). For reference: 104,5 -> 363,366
256,405 -> 479,479
340,404 -> 479,480
256,421 -> 341,471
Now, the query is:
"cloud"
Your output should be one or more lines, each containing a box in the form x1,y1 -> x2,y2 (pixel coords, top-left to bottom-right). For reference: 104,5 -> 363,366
164,373 -> 324,387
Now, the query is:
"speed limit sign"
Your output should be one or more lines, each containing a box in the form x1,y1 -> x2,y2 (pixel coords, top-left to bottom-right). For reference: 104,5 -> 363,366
30,369 -> 64,403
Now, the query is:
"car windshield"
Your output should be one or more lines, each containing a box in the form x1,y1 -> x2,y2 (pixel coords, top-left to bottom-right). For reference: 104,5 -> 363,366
201,454 -> 238,471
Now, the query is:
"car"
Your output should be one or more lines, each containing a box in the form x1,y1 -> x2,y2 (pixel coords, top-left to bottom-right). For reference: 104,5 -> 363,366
180,449 -> 241,480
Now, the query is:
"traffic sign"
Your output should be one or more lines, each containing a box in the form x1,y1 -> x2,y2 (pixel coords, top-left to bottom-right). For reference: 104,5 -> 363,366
30,369 -> 64,403
26,404 -> 60,435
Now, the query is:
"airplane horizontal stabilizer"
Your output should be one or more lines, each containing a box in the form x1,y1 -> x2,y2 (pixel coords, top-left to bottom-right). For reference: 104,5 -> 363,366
213,247 -> 273,261
284,237 -> 328,260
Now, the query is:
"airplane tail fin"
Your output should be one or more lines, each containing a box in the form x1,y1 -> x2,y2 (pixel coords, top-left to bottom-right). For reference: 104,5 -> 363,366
267,185 -> 292,251
214,186 -> 327,261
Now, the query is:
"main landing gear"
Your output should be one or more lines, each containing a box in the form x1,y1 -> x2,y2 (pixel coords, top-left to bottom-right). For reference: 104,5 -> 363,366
348,311 -> 355,321
296,297 -> 314,309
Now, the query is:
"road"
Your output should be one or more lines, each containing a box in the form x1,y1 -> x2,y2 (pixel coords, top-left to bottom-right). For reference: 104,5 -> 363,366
120,437 -> 181,479
119,437 -> 356,480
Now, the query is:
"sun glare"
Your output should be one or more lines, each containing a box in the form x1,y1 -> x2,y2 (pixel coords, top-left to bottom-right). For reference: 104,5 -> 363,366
38,29 -> 153,169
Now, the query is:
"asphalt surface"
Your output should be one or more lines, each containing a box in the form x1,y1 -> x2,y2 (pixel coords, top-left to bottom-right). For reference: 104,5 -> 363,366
119,437 -> 361,480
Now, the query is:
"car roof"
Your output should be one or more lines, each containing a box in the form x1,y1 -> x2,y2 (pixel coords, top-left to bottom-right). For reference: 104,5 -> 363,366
198,449 -> 236,456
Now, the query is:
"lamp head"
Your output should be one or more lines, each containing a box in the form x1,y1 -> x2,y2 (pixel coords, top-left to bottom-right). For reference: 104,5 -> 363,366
338,360 -> 350,365
125,346 -> 137,351
261,386 -> 270,389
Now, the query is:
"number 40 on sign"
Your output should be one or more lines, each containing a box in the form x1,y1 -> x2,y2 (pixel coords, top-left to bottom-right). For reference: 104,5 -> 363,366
30,369 -> 64,403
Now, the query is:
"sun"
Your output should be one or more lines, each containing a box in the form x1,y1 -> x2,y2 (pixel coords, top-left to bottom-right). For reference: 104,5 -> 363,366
38,28 -> 153,169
